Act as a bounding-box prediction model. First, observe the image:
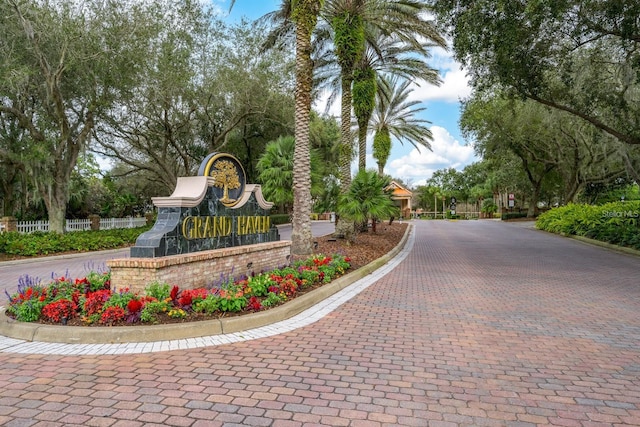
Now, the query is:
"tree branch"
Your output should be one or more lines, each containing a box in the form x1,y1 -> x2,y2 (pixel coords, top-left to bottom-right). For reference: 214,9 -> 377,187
528,95 -> 640,145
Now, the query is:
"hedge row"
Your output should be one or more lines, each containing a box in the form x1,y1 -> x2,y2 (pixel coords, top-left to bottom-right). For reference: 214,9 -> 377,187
0,226 -> 152,257
501,212 -> 529,220
535,201 -> 640,250
0,214 -> 299,258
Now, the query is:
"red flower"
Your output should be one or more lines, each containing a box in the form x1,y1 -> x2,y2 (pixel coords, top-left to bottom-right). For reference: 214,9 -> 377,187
280,279 -> 298,297
178,293 -> 192,307
42,299 -> 77,323
268,285 -> 280,294
127,299 -> 143,313
247,296 -> 262,311
84,289 -> 112,315
170,285 -> 180,301
100,306 -> 125,325
181,288 -> 208,302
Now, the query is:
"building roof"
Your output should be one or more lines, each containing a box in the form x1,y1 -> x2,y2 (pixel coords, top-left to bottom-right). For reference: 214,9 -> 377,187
387,181 -> 412,198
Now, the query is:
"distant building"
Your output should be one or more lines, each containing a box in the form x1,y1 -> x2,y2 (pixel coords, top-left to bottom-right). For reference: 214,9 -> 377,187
386,181 -> 412,219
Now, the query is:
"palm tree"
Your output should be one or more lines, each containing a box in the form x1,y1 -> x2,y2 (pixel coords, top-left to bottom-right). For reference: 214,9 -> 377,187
256,136 -> 295,212
337,169 -> 398,236
256,134 -> 331,213
316,35 -> 441,171
318,0 -> 446,237
232,0 -> 323,257
353,63 -> 377,171
356,40 -> 441,171
371,75 -> 434,175
289,0 -> 324,257
315,35 -> 441,173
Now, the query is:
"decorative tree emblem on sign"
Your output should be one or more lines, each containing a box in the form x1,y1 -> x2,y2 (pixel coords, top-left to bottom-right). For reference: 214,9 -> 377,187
197,152 -> 246,207
210,160 -> 241,204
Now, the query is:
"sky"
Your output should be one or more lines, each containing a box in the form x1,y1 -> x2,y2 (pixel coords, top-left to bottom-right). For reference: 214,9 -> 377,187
216,0 -> 477,187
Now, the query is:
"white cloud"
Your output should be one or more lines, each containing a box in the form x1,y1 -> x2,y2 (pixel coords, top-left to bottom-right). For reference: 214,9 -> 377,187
410,47 -> 472,103
313,90 -> 341,118
385,126 -> 476,186
411,67 -> 471,103
312,46 -> 472,115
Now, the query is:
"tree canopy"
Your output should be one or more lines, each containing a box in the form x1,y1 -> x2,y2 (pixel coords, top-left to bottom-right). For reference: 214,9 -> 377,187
430,0 -> 640,146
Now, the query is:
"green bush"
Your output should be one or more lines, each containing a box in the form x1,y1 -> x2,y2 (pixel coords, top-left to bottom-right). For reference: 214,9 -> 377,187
0,226 -> 151,257
501,212 -> 529,220
140,300 -> 170,323
146,281 -> 171,300
192,295 -> 221,315
481,199 -> 498,214
536,202 -> 640,250
270,214 -> 290,225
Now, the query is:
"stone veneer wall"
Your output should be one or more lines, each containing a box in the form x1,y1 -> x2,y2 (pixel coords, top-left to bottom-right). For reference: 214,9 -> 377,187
107,241 -> 291,294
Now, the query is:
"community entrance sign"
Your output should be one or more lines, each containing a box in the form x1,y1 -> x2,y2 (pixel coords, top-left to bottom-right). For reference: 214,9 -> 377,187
130,152 -> 280,258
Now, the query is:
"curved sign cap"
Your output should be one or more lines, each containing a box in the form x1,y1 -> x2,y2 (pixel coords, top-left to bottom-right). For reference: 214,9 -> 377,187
197,152 -> 246,207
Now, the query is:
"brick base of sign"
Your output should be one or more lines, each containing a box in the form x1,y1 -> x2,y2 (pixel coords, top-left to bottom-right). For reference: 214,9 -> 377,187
107,241 -> 291,294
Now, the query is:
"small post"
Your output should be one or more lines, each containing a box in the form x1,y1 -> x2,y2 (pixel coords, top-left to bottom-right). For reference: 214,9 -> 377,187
89,214 -> 100,231
1,216 -> 17,232
145,212 -> 155,226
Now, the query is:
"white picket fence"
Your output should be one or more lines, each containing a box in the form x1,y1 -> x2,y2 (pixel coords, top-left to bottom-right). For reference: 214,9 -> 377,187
15,217 -> 147,234
99,217 -> 147,230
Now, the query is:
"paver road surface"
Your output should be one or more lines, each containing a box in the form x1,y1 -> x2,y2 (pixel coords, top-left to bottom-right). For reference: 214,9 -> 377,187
0,220 -> 638,426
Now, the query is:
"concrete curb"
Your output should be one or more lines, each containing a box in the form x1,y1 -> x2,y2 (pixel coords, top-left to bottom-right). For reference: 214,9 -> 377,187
531,224 -> 640,258
0,224 -> 412,344
0,247 -> 129,266
568,234 -> 640,257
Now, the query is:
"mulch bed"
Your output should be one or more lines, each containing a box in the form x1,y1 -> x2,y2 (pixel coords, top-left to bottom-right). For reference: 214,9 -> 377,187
313,221 -> 407,269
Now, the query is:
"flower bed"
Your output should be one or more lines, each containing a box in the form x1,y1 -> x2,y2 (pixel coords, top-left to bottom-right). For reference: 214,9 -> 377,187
4,254 -> 351,326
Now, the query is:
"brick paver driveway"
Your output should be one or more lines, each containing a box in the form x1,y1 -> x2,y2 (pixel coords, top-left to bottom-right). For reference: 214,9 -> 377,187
0,220 -> 638,426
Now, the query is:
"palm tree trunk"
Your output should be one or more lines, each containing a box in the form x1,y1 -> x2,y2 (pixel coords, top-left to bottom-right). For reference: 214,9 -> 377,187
339,77 -> 353,190
358,125 -> 367,171
289,1 -> 320,258
335,77 -> 355,240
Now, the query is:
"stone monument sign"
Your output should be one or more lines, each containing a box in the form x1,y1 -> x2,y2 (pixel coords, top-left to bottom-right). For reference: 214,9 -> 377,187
108,152 -> 289,293
131,152 -> 280,258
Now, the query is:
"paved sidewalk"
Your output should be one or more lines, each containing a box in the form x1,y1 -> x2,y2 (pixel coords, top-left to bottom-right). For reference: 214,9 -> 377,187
0,220 -> 639,426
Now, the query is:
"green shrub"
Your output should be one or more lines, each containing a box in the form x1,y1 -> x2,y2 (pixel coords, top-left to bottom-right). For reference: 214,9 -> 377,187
260,292 -> 282,308
15,300 -> 47,322
146,281 -> 171,301
192,295 -> 221,314
140,300 -> 170,323
102,292 -> 136,311
270,214 -> 290,225
244,274 -> 275,297
0,226 -> 151,257
501,212 -> 529,220
536,202 -> 640,250
481,199 -> 498,214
